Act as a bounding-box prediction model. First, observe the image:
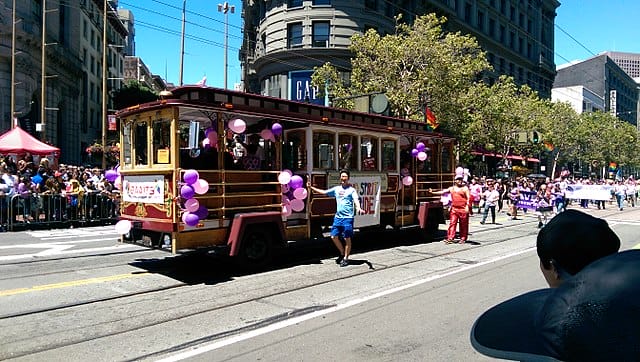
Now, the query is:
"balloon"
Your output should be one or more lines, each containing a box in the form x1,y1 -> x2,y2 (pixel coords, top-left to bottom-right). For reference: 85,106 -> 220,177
281,184 -> 289,194
282,169 -> 293,176
282,196 -> 291,206
184,198 -> 200,213
411,148 -> 419,157
105,169 -> 118,182
278,171 -> 291,185
195,205 -> 209,219
417,151 -> 427,161
281,204 -> 292,216
202,138 -> 211,148
193,178 -> 209,194
271,122 -> 283,136
290,198 -> 305,212
416,142 -> 425,152
229,118 -> 246,134
114,219 -> 132,235
456,166 -> 464,175
183,169 -> 199,185
180,185 -> 195,199
184,212 -> 200,227
181,211 -> 189,223
204,127 -> 214,137
260,129 -> 275,142
289,175 -> 303,190
293,187 -> 308,200
402,176 -> 413,186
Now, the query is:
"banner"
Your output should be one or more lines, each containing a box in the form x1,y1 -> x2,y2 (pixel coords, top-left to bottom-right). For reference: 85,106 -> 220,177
516,191 -> 540,210
122,175 -> 165,204
564,184 -> 613,201
351,175 -> 381,228
108,115 -> 117,131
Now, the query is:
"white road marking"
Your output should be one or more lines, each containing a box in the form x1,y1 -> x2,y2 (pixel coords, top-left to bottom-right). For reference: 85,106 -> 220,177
157,246 -> 537,362
0,244 -> 137,261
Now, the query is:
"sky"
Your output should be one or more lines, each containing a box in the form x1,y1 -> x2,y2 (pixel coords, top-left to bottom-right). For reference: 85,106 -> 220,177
122,0 -> 640,88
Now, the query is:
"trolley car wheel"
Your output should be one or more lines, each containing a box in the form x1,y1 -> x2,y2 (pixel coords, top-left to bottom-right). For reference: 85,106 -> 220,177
239,228 -> 273,269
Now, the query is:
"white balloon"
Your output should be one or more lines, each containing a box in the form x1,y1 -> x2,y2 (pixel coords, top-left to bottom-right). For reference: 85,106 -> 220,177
229,119 -> 246,134
114,220 -> 132,235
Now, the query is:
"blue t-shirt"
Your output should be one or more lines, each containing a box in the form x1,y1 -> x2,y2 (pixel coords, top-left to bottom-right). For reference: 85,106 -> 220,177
326,185 -> 359,219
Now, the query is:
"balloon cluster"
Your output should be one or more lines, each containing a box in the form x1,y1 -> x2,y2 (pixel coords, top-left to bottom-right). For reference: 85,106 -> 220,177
410,142 -> 430,162
278,169 -> 307,216
111,166 -> 131,235
180,169 -> 210,226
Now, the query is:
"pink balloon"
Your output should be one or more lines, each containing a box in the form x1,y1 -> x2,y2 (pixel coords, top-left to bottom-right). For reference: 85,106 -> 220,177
260,129 -> 274,142
193,178 -> 209,194
293,187 -> 308,200
184,198 -> 200,212
229,119 -> 246,134
207,130 -> 218,145
290,198 -> 305,212
417,151 -> 427,161
181,212 -> 189,223
202,138 -> 210,147
278,172 -> 291,185
402,176 -> 413,186
282,204 -> 292,216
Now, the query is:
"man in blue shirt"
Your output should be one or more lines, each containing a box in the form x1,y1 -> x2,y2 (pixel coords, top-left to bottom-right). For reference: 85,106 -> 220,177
309,169 -> 364,267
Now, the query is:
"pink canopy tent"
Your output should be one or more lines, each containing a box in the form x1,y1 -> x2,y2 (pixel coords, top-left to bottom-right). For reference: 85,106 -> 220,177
0,126 -> 60,156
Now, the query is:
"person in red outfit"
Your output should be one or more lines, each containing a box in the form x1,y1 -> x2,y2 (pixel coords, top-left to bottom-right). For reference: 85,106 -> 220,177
430,175 -> 472,244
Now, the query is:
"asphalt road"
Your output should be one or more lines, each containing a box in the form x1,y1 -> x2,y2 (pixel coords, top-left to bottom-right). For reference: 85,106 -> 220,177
0,205 -> 638,361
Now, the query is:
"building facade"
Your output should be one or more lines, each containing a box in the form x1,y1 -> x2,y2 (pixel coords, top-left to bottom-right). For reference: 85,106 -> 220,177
553,54 -> 639,127
551,85 -> 604,114
240,0 -> 559,103
604,51 -> 640,79
0,0 -> 129,165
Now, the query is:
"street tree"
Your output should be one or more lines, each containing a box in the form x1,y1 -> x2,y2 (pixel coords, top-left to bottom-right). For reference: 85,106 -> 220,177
112,80 -> 157,111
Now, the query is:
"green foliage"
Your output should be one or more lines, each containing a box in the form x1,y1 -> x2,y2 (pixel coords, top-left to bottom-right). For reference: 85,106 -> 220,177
112,80 -> 158,111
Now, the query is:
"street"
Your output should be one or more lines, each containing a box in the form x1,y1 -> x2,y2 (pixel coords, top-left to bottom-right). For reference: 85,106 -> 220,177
0,206 -> 639,361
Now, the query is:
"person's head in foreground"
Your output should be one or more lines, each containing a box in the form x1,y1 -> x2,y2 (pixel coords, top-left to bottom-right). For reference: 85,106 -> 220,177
470,212 -> 640,361
536,209 -> 620,287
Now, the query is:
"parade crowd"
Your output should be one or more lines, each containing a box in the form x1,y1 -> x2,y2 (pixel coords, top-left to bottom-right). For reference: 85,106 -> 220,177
0,153 -> 120,230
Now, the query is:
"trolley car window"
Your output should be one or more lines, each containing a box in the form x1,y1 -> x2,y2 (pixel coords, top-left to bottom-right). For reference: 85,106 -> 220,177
122,122 -> 132,167
361,136 -> 378,171
313,131 -> 334,170
338,133 -> 357,170
284,130 -> 306,171
382,139 -> 397,171
134,121 -> 148,166
153,119 -> 171,164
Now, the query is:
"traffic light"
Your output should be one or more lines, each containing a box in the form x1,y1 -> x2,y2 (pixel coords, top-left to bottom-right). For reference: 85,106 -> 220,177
531,131 -> 540,144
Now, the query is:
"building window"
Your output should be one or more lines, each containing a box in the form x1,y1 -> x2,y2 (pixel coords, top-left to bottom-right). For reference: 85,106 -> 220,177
312,21 -> 330,47
499,25 -> 505,43
477,11 -> 484,31
287,22 -> 303,48
464,3 -> 472,22
488,18 -> 495,37
312,0 -> 331,5
287,0 -> 303,7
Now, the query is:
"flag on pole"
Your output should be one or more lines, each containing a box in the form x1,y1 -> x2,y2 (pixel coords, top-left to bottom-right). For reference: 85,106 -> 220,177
196,76 -> 207,86
425,106 -> 439,130
543,141 -> 554,152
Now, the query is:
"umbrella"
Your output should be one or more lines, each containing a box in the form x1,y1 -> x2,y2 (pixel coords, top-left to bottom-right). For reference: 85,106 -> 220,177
527,173 -> 547,179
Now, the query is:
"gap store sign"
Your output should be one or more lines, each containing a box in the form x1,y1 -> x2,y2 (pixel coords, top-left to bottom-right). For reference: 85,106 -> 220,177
289,70 -> 324,106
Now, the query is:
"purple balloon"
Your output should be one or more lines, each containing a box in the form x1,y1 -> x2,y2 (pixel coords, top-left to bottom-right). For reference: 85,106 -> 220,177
184,212 -> 200,226
180,185 -> 195,199
195,205 -> 209,219
416,142 -> 425,152
411,148 -> 419,157
105,169 -> 118,182
271,122 -> 283,136
183,169 -> 199,185
289,175 -> 304,190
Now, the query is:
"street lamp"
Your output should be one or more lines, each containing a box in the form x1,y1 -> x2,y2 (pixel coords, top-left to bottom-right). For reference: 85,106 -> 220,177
217,2 -> 235,89
102,0 -> 108,170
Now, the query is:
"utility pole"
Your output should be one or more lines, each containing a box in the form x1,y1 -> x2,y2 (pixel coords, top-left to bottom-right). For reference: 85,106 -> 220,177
179,0 -> 186,86
102,0 -> 108,170
40,0 -> 47,140
218,2 -> 235,89
11,0 -> 16,128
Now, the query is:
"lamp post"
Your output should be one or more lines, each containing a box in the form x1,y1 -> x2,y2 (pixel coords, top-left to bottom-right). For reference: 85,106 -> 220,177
217,2 -> 235,89
102,0 -> 108,170
11,0 -> 16,128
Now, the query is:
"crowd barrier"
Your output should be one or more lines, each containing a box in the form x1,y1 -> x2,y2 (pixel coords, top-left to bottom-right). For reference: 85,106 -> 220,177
0,192 -> 119,231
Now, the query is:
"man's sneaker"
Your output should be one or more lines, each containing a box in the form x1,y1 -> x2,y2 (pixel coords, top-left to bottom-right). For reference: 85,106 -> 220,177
335,255 -> 344,264
339,259 -> 349,267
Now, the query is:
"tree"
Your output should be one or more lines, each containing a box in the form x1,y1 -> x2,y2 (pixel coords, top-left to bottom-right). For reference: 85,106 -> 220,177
312,14 -> 490,131
112,80 -> 158,111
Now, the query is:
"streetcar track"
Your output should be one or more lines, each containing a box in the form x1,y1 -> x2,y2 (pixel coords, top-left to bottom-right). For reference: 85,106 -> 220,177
1,209 -> 631,359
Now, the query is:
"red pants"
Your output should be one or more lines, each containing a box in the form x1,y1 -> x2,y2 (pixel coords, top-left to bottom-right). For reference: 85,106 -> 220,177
447,208 -> 469,241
